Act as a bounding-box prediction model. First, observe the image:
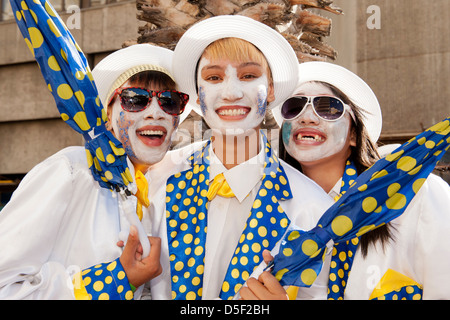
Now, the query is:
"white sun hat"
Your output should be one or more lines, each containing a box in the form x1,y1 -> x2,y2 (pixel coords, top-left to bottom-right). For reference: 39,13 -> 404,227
273,61 -> 383,143
172,15 -> 299,115
92,43 -> 192,124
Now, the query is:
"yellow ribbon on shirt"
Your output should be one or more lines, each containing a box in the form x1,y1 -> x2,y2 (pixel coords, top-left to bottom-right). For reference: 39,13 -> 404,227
134,170 -> 150,221
206,173 -> 235,201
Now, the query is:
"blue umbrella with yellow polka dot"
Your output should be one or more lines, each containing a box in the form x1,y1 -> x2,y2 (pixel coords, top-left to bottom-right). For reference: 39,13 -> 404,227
9,0 -> 133,191
271,117 -> 450,288
9,0 -> 151,257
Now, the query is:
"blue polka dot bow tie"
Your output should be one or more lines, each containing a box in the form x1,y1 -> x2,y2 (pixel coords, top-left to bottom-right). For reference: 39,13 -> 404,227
271,118 -> 450,289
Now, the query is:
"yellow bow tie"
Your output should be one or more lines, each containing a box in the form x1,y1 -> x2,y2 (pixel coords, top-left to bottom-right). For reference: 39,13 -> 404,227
134,170 -> 150,221
207,173 -> 235,201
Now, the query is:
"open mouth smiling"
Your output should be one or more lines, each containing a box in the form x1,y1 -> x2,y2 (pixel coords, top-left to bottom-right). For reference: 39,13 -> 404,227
294,129 -> 326,144
216,106 -> 251,120
136,126 -> 167,146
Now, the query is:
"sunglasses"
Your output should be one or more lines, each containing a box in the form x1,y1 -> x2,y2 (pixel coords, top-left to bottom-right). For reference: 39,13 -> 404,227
281,95 -> 355,122
110,87 -> 189,116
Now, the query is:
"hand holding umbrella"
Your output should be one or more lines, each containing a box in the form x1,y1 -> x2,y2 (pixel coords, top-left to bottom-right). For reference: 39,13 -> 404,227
10,0 -> 150,257
271,117 -> 450,287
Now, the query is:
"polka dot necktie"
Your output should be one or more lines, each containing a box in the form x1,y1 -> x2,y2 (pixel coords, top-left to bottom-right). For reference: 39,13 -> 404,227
165,132 -> 292,300
327,160 -> 360,300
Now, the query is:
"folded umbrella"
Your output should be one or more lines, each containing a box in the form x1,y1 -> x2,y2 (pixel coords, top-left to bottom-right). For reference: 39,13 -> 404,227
271,117 -> 450,287
10,0 -> 150,257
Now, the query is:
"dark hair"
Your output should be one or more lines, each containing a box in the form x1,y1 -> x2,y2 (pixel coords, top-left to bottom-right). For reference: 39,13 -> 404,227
278,81 -> 395,258
108,70 -> 176,108
128,70 -> 176,90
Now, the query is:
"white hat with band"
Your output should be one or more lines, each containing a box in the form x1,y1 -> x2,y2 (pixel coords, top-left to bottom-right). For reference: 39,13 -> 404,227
172,15 -> 299,114
273,61 -> 383,143
91,44 -> 193,123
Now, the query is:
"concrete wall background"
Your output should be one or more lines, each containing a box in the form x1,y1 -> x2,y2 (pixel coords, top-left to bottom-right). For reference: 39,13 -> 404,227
357,0 -> 450,139
324,0 -> 450,141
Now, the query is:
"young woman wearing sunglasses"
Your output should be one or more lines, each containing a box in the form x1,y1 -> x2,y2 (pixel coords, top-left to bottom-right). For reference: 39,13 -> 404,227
276,61 -> 450,300
106,78 -> 188,173
0,44 -> 188,299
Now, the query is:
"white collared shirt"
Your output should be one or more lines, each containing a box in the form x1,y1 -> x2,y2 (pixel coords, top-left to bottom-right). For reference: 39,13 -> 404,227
202,142 -> 266,299
147,136 -> 334,300
0,146 -> 147,299
327,178 -> 342,200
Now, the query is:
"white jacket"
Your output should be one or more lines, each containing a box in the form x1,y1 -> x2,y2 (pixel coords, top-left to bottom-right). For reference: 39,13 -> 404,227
0,146 -> 147,299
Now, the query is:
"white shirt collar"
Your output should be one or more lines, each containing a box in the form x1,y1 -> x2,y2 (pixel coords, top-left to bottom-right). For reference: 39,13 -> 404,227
328,177 -> 342,200
209,136 -> 266,203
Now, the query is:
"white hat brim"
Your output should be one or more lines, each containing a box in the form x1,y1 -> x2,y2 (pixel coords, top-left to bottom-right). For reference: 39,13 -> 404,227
273,61 -> 383,143
172,15 -> 299,115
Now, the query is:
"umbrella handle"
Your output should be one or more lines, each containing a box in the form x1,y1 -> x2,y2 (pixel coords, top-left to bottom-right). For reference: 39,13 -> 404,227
120,194 -> 151,258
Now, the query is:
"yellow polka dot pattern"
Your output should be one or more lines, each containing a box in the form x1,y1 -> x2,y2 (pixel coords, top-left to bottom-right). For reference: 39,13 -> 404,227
166,133 -> 293,300
10,0 -> 102,135
271,117 -> 450,289
328,161 -> 360,300
84,130 -> 133,190
327,237 -> 359,300
80,258 -> 134,300
166,142 -> 211,300
369,269 -> 423,300
371,285 -> 422,300
10,0 -> 131,191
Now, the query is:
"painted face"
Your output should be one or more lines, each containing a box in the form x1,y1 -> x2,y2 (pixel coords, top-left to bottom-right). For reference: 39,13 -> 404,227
109,80 -> 179,169
282,82 -> 354,164
197,56 -> 274,135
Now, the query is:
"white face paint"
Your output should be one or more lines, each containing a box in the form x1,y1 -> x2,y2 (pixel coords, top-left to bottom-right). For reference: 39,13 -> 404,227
109,81 -> 179,170
197,57 -> 273,135
282,82 -> 353,164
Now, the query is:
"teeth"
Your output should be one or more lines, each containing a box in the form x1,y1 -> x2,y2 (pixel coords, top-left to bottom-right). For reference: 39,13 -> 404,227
296,134 -> 325,142
140,130 -> 164,136
218,109 -> 248,116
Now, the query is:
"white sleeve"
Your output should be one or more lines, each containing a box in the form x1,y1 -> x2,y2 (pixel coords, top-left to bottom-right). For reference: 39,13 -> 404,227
0,155 -> 76,299
414,175 -> 450,299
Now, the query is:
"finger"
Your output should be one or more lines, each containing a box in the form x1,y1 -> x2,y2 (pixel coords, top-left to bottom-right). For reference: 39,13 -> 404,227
135,250 -> 142,261
136,243 -> 143,254
262,250 -> 274,265
143,237 -> 161,263
244,277 -> 268,300
116,240 -> 124,248
143,237 -> 163,277
258,272 -> 287,299
239,285 -> 259,300
121,225 -> 139,264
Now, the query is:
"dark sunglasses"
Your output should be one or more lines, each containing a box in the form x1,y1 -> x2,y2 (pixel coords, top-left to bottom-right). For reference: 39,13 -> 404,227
110,87 -> 189,116
281,95 -> 355,122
